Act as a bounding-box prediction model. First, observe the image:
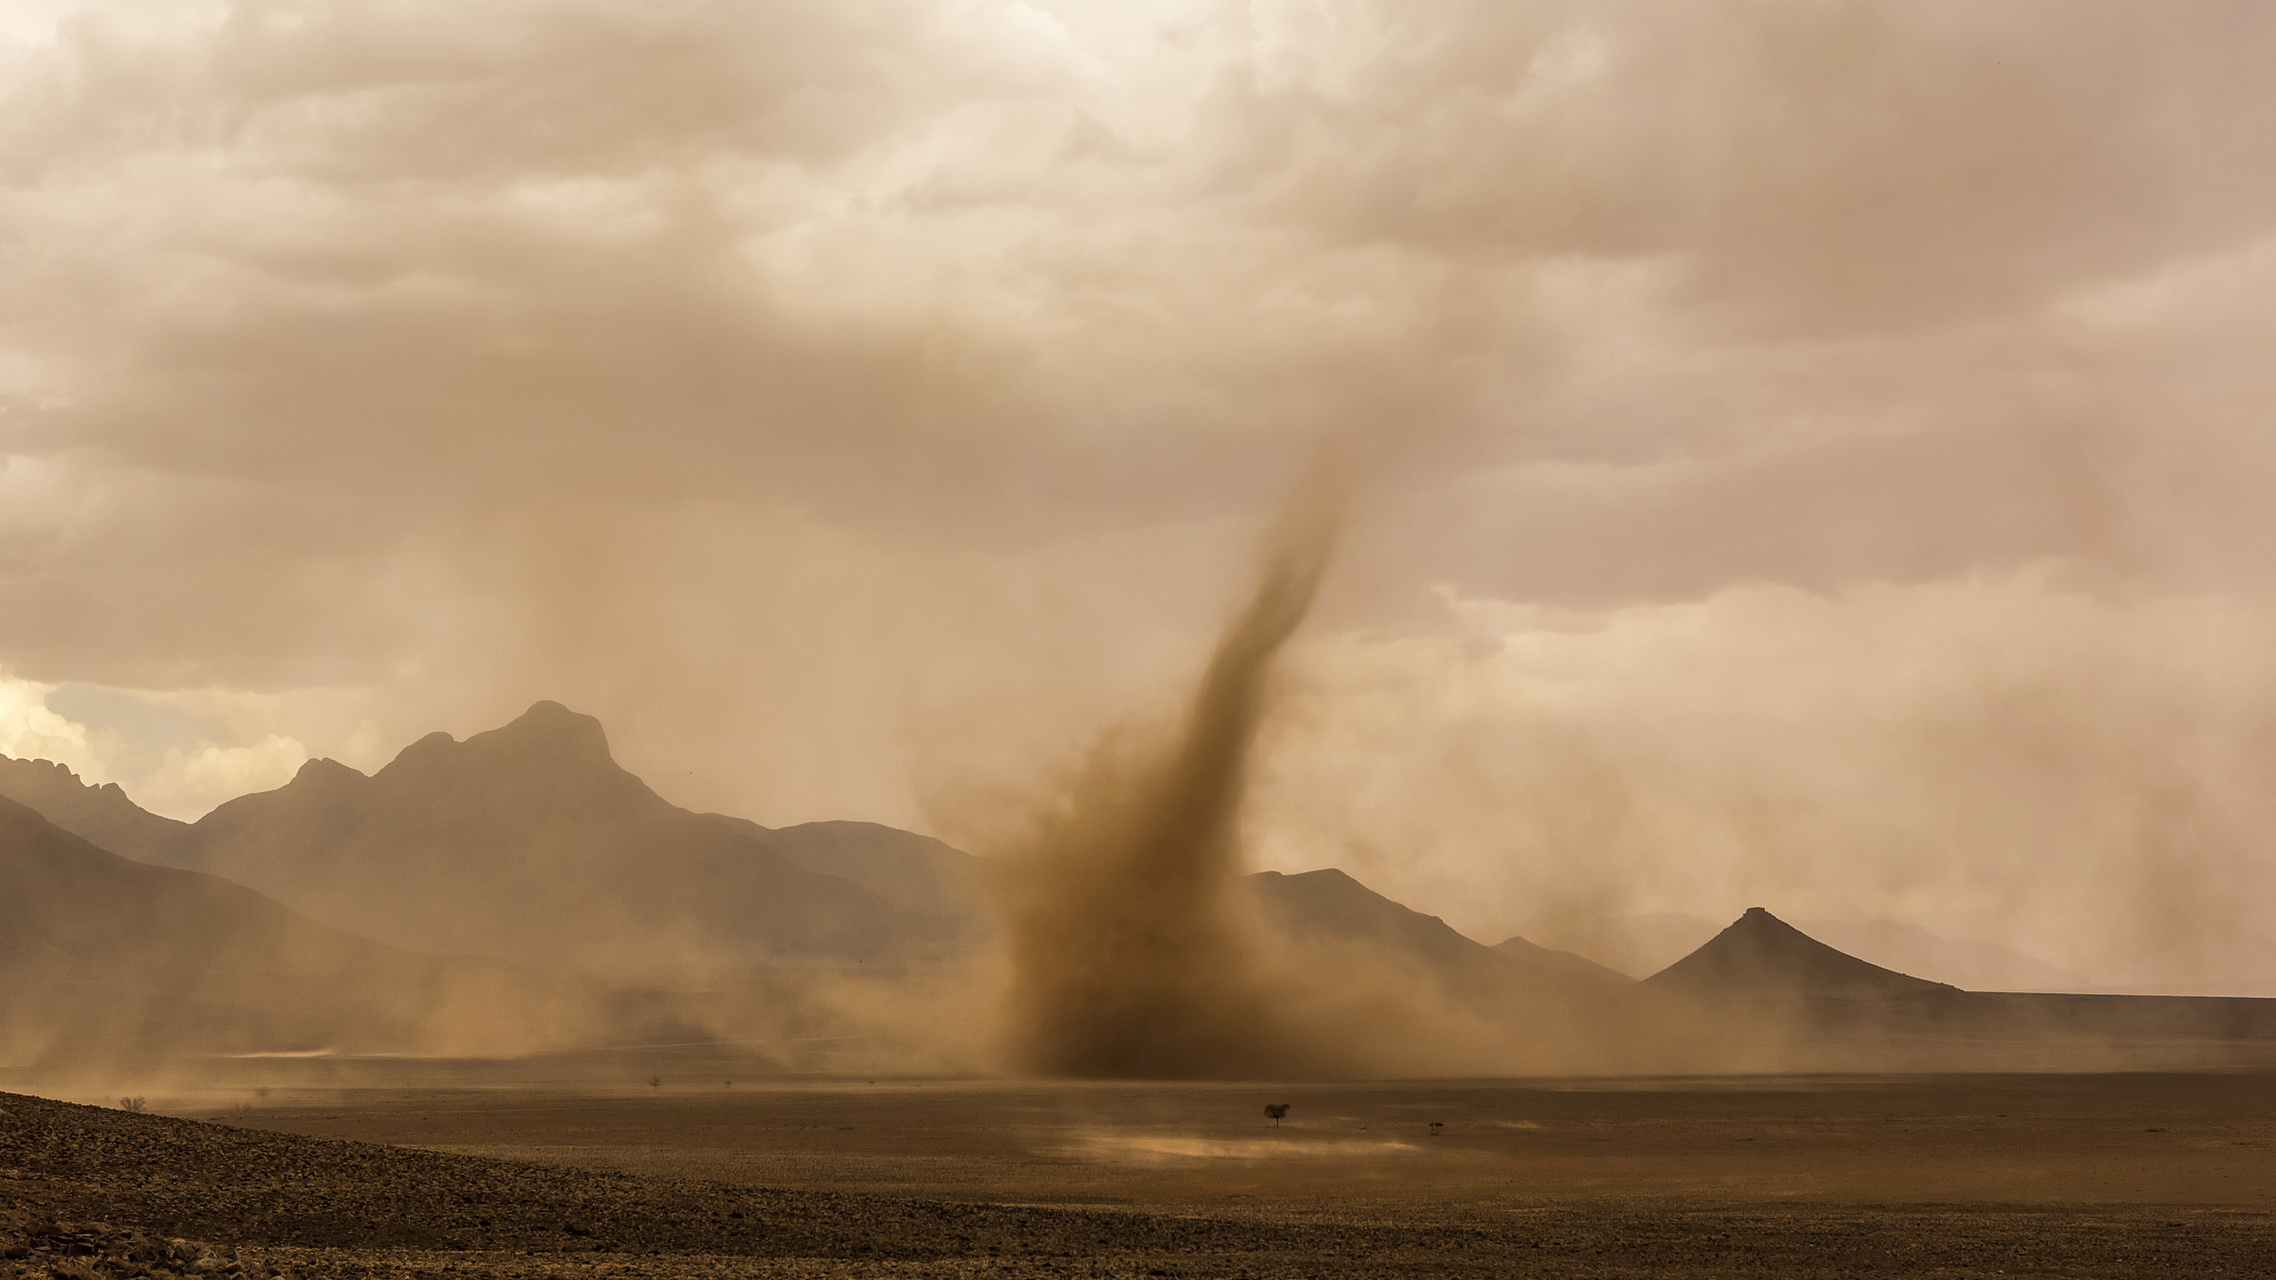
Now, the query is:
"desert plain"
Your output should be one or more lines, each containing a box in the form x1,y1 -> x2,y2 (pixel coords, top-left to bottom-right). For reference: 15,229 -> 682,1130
7,1063 -> 2275,1278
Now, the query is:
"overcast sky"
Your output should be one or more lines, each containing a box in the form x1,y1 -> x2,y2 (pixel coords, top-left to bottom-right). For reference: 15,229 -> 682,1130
5,0 -> 2275,984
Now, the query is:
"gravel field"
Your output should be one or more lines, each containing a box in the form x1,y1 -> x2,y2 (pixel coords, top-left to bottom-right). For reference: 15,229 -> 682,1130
7,1087 -> 2276,1277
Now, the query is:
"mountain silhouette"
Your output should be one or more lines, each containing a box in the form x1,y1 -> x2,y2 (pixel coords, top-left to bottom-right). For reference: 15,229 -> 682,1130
1646,907 -> 1956,1000
13,732 -> 2276,1073
0,755 -> 190,863
142,702 -> 954,977
5,710 -> 1588,994
1535,911 -> 2083,990
0,794 -> 588,1065
1249,868 -> 1632,994
1491,933 -> 1635,984
705,817 -> 978,918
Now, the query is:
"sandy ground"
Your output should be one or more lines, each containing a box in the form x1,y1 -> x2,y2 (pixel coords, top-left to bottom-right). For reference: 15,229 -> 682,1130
8,1071 -> 2276,1276
221,1072 -> 2276,1209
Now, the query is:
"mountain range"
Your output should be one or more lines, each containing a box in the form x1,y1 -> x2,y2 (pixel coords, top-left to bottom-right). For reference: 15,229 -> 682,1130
7,700 -> 2275,1075
6,703 -> 970,979
0,701 -> 1623,1070
0,793 -> 591,1064
0,754 -> 191,864
1247,866 -> 1631,1002
1,701 -> 1616,989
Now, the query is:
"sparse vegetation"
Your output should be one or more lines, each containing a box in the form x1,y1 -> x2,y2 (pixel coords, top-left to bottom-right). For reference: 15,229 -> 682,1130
1264,1103 -> 1290,1127
117,1096 -> 146,1114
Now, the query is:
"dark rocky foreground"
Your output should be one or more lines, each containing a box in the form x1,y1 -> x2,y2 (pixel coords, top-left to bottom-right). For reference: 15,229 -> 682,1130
5,1090 -> 2273,1278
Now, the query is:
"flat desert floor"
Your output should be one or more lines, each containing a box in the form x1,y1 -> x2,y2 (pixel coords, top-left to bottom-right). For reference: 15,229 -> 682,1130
229,1071 -> 2276,1209
10,1067 -> 2276,1276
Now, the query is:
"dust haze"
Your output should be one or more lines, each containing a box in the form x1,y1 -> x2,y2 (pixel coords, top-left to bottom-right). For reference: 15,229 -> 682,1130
5,0 -> 2276,1082
16,14 -> 2276,1280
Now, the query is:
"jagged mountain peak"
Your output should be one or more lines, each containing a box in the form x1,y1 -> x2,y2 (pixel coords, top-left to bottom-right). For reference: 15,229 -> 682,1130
7,757 -> 79,782
515,698 -> 587,724
1250,868 -> 1502,970
157,700 -> 936,972
0,751 -> 191,863
290,757 -> 367,787
366,700 -> 640,800
1252,866 -> 1360,895
489,700 -> 610,751
407,701 -> 610,760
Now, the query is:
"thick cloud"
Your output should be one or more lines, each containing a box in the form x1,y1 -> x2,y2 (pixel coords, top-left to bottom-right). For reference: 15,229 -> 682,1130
2,1 -> 2274,977
9,2 -> 2271,543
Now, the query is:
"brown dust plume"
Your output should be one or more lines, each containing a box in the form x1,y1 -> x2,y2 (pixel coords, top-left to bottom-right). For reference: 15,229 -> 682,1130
996,489 -> 1337,1079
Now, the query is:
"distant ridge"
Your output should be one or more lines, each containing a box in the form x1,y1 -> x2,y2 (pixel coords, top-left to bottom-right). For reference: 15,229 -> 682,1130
0,755 -> 189,863
1646,907 -> 1956,1000
1251,869 -> 1483,969
8,705 -> 1604,999
154,701 -> 957,976
1248,868 -> 1633,992
0,793 -> 586,1064
706,817 -> 978,918
1492,933 -> 1635,984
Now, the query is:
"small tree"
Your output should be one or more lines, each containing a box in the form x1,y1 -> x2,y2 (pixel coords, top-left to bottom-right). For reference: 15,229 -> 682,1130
119,1096 -> 146,1114
649,1075 -> 662,1089
1264,1103 -> 1290,1127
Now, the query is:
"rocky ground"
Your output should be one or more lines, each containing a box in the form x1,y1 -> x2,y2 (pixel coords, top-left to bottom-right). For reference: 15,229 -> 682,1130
6,1089 -> 2274,1277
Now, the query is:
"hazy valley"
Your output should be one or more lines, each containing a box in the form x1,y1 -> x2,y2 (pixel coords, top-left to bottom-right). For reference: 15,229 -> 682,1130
7,700 -> 2275,1096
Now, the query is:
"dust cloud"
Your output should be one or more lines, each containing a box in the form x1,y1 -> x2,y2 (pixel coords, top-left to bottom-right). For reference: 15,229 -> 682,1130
995,484 -> 1339,1079
6,1 -> 2276,1051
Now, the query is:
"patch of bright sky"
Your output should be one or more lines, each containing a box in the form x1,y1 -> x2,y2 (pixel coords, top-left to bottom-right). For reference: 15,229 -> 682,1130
0,672 -> 105,777
45,683 -> 216,776
0,676 -> 311,819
